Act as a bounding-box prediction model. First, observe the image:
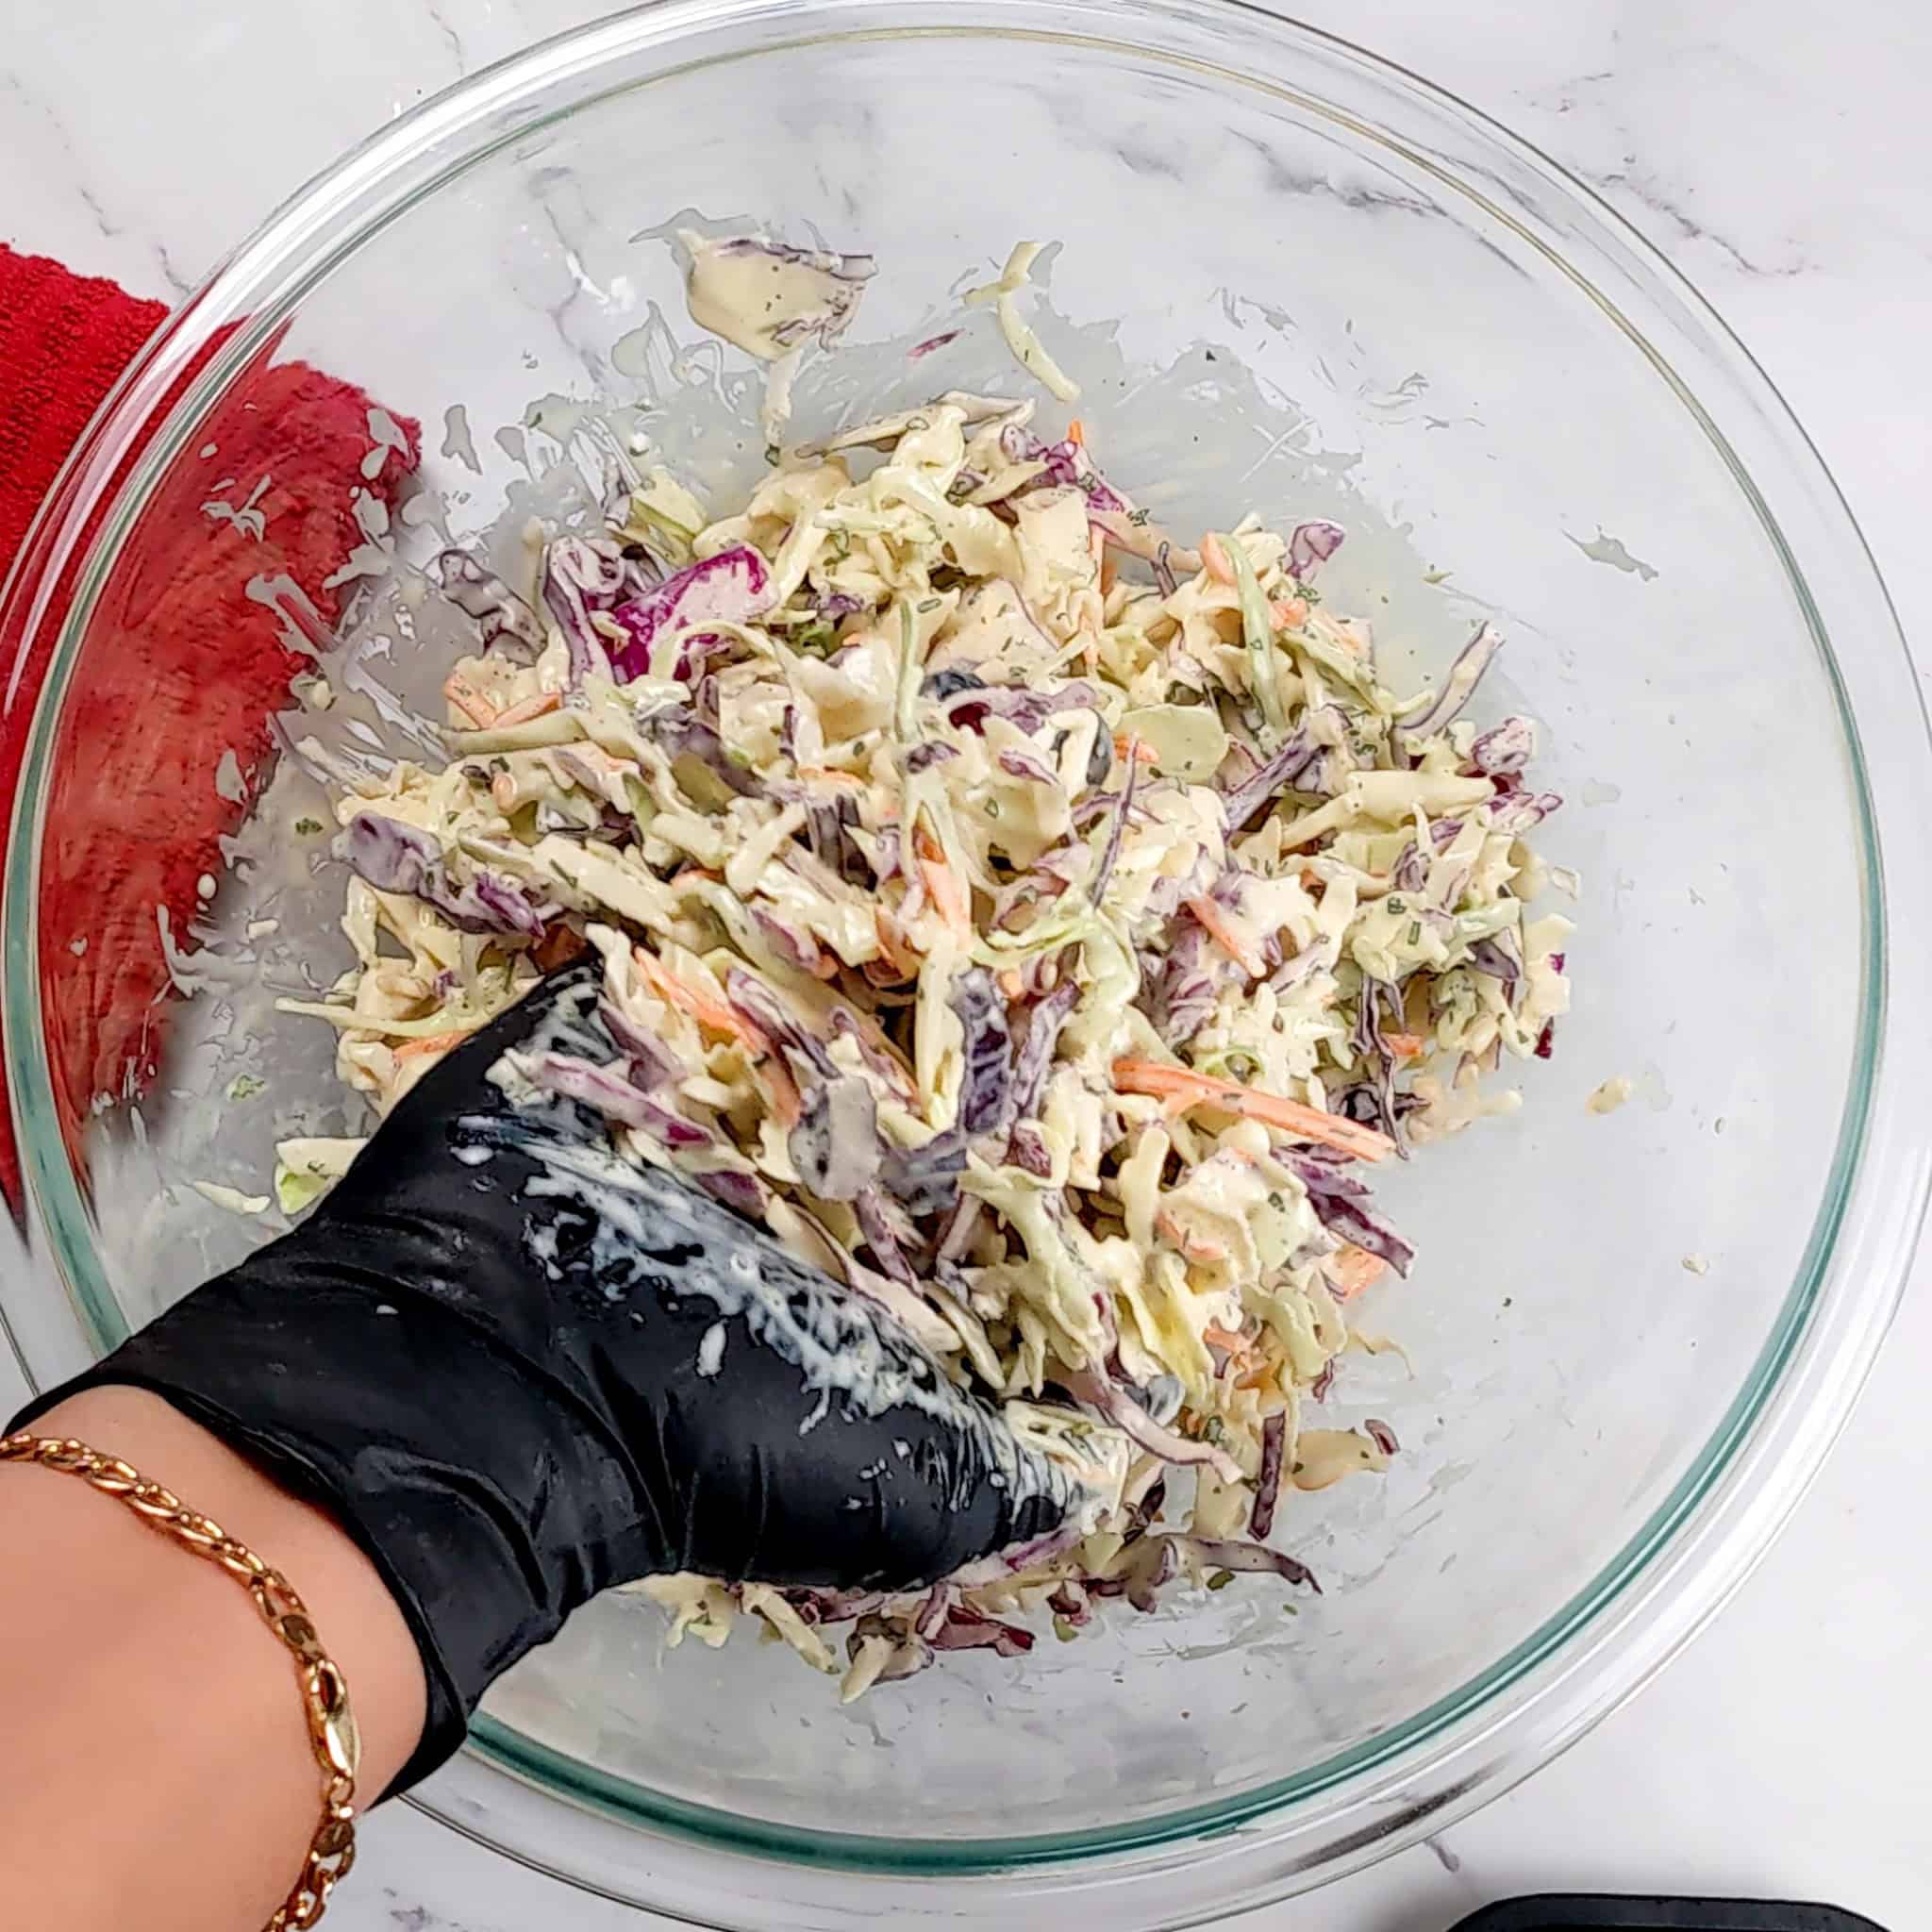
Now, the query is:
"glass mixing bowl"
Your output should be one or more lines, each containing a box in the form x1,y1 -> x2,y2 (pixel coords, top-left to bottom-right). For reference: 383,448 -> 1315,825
3,2 -> 1928,1925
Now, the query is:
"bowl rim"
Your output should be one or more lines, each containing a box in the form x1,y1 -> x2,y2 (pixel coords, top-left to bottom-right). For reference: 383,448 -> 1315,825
4,0 -> 1929,1913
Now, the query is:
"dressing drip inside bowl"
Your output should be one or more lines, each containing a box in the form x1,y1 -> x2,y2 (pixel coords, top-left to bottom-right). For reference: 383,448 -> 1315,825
2,4 -> 1924,1926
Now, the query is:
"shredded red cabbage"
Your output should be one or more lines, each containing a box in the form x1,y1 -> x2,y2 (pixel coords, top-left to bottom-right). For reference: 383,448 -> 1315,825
853,1185 -> 919,1285
1286,1151 -> 1416,1277
751,908 -> 828,977
1047,1583 -> 1094,1630
690,1167 -> 765,1219
1348,976 -> 1411,1157
951,967 -> 1015,1137
1222,723 -> 1322,832
1470,714 -> 1537,776
787,1589 -> 891,1626
1401,622 -> 1504,738
1249,1412 -> 1287,1541
1060,1370 -> 1242,1483
1085,1534 -> 1175,1613
1151,926 -> 1220,1045
596,998 -> 684,1090
1288,520 -> 1346,578
1466,935 -> 1524,1007
928,1607 -> 1035,1657
804,793 -> 872,887
608,545 -> 771,683
878,1129 -> 970,1217
541,535 -> 631,684
722,966 -> 838,1080
1170,1536 -> 1321,1593
997,744 -> 1059,787
336,812 -> 547,938
523,1051 -> 713,1154
1007,1123 -> 1053,1177
435,548 -> 544,658
523,1051 -> 657,1128
942,678 -> 1101,736
902,742 -> 958,776
1008,982 -> 1079,1132
1489,791 -> 1563,834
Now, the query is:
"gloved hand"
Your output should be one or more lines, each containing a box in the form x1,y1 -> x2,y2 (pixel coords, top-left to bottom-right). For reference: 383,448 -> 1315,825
10,961 -> 1072,1792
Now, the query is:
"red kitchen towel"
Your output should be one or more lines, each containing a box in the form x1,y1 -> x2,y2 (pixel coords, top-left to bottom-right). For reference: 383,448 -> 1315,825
0,242 -> 419,1214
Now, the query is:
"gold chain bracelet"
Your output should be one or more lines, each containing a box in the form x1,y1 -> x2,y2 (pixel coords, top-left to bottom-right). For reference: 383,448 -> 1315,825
0,1431 -> 360,1930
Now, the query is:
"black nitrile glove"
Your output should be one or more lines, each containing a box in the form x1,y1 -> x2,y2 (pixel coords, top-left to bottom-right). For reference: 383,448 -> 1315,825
11,961 -> 1071,1792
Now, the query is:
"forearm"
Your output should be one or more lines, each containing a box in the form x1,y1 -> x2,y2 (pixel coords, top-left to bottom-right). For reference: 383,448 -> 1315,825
0,1387 -> 426,1932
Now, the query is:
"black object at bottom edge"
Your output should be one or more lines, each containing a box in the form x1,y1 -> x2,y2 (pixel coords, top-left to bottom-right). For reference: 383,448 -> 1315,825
1450,1899 -> 1887,1931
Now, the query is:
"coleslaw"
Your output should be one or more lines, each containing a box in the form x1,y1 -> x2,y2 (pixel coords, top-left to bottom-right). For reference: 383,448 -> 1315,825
275,351 -> 1568,1693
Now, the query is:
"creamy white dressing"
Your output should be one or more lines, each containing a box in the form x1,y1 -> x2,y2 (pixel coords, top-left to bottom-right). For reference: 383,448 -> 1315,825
681,232 -> 856,362
1587,1074 -> 1634,1116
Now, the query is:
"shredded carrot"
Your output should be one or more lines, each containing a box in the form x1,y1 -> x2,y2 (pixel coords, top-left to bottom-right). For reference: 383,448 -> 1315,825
874,910 -> 921,978
391,1027 -> 473,1062
1065,417 -> 1085,448
921,859 -> 972,944
491,690 -> 561,728
797,766 -> 866,790
441,670 -> 495,727
1184,894 -> 1267,979
634,948 -> 807,1125
1330,1244 -> 1387,1299
1156,1208 -> 1227,1264
1200,532 -> 1234,585
913,825 -> 972,944
997,968 -> 1025,999
1099,552 -> 1118,596
1202,1323 -> 1255,1359
635,947 -> 755,1043
1114,733 -> 1160,765
1111,1058 -> 1395,1163
1270,597 -> 1310,631
1384,1031 -> 1425,1062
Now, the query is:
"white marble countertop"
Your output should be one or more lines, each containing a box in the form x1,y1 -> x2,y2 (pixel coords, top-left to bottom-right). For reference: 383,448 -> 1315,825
5,3 -> 1929,1927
